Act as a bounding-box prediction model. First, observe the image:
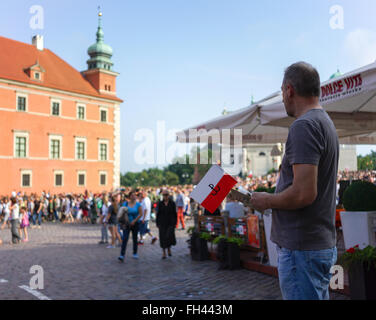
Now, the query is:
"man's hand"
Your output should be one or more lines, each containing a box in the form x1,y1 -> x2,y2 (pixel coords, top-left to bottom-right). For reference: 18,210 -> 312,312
130,221 -> 136,227
250,192 -> 271,212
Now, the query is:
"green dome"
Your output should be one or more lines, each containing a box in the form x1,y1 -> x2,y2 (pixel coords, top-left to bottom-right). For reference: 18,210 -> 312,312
88,41 -> 113,56
329,69 -> 342,80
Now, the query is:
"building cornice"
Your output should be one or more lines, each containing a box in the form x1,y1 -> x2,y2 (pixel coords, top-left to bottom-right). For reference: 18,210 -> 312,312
0,78 -> 123,104
82,68 -> 120,77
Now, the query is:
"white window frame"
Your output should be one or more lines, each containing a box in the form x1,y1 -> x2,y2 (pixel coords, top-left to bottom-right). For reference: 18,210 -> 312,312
21,169 -> 32,188
54,170 -> 64,187
99,171 -> 107,186
98,139 -> 109,161
99,106 -> 108,123
51,98 -> 62,117
76,103 -> 86,120
49,134 -> 63,160
77,170 -> 86,187
75,137 -> 87,160
16,93 -> 28,112
13,131 -> 29,158
34,71 -> 41,80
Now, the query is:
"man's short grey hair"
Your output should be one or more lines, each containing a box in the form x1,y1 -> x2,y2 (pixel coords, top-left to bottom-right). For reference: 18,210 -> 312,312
283,62 -> 321,97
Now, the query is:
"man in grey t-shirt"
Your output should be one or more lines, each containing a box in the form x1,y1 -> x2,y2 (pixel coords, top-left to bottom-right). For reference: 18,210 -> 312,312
250,62 -> 339,300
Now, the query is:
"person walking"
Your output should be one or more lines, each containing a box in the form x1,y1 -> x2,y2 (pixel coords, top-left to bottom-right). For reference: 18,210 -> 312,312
32,196 -> 43,229
175,189 -> 185,230
19,206 -> 29,242
106,195 -> 122,249
0,197 -> 10,230
9,197 -> 21,244
118,191 -> 142,262
250,62 -> 339,300
139,191 -> 157,245
156,190 -> 177,260
98,195 -> 109,244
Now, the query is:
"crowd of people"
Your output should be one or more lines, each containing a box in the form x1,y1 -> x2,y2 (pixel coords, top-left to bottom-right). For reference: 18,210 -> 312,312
0,187 -> 194,259
0,169 -> 374,252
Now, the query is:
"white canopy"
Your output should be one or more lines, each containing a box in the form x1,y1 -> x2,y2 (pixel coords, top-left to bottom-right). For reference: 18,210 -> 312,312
177,62 -> 376,145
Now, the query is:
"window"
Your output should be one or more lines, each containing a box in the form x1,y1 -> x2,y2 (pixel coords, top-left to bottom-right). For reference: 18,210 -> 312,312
75,138 -> 86,160
99,172 -> 107,186
55,174 -> 62,186
78,172 -> 86,186
100,108 -> 108,123
21,170 -> 32,188
54,171 -> 64,187
259,152 -> 266,157
100,143 -> 107,161
49,135 -> 62,160
50,139 -> 60,159
34,72 -> 40,80
77,142 -> 85,160
51,100 -> 61,116
17,95 -> 27,112
15,136 -> 27,158
77,105 -> 85,120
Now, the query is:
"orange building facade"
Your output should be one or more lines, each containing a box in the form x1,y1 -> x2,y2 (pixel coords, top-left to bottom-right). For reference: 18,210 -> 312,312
0,15 -> 122,195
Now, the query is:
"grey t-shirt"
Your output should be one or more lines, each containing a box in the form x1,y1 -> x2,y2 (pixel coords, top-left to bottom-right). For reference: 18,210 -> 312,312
271,109 -> 339,251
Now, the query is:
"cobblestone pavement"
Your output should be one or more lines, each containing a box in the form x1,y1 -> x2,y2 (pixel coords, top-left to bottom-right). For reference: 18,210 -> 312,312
0,221 -> 348,300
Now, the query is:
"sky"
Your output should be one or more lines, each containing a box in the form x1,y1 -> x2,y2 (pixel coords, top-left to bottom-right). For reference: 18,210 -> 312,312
1,0 -> 376,172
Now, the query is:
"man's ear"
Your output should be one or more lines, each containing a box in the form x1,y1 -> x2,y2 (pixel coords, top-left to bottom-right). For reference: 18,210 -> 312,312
286,83 -> 294,98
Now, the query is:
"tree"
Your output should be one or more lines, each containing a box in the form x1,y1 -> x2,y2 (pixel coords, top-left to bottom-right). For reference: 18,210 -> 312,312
164,171 -> 180,186
358,153 -> 376,171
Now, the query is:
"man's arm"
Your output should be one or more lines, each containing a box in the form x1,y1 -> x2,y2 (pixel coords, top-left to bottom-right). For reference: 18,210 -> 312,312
251,164 -> 318,211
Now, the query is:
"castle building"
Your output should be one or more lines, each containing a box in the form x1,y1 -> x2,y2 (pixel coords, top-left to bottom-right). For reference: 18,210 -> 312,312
0,12 -> 122,195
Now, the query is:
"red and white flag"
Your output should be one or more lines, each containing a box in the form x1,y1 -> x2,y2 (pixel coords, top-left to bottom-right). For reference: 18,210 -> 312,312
190,165 -> 237,214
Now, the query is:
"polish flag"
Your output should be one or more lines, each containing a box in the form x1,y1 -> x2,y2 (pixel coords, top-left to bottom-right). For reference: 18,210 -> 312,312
190,165 -> 237,214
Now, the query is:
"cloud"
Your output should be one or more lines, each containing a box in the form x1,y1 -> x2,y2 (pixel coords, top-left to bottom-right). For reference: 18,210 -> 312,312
344,28 -> 376,67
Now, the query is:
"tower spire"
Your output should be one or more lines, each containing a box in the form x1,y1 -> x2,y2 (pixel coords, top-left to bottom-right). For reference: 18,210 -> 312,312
96,6 -> 104,43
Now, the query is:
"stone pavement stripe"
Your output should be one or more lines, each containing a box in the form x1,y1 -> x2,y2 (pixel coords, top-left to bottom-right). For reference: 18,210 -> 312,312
18,285 -> 52,300
0,279 -> 8,283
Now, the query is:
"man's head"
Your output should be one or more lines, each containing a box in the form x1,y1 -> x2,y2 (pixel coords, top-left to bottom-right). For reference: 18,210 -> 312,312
282,62 -> 321,117
162,190 -> 170,200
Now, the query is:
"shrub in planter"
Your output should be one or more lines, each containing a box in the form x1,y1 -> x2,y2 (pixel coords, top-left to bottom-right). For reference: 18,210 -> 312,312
343,181 -> 376,212
338,245 -> 376,300
213,236 -> 242,270
190,232 -> 210,261
341,181 -> 376,249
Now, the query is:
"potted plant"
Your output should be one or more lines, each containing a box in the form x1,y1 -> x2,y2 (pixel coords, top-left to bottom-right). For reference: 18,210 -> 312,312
226,237 -> 243,270
338,245 -> 376,300
213,235 -> 242,270
190,231 -> 210,261
340,181 -> 376,249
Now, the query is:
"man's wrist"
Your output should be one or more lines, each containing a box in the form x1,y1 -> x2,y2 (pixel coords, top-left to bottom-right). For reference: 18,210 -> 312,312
266,193 -> 274,210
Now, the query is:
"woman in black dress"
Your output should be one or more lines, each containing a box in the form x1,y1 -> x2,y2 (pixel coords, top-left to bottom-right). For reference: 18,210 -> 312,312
156,190 -> 177,259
